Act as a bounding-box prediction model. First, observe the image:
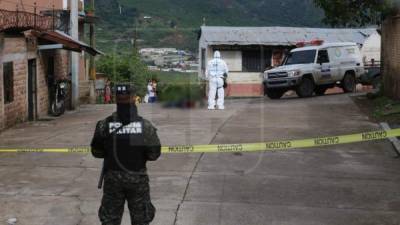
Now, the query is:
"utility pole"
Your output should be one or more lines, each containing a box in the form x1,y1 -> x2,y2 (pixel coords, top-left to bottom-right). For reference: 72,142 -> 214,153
89,0 -> 96,104
70,0 -> 79,109
89,0 -> 96,81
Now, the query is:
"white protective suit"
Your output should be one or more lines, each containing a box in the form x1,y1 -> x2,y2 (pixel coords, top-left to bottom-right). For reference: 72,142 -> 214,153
206,51 -> 229,110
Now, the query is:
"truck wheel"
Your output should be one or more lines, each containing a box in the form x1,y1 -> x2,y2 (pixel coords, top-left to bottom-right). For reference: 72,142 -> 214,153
315,86 -> 328,96
342,73 -> 356,93
296,77 -> 315,98
266,89 -> 285,99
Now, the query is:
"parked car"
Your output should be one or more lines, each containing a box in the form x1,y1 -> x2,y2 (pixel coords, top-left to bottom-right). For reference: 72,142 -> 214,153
263,41 -> 365,99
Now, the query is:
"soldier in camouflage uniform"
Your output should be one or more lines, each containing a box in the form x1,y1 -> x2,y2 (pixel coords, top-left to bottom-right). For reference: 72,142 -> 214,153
91,84 -> 161,225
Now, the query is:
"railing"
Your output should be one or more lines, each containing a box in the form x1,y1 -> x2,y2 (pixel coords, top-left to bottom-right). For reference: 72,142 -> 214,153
0,9 -> 60,32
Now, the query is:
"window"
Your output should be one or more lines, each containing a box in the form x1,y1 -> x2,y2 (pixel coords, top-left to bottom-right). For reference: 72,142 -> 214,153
242,49 -> 272,72
284,50 -> 316,65
317,50 -> 330,64
3,62 -> 14,104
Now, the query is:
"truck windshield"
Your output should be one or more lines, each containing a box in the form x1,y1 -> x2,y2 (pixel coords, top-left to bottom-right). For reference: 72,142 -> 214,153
284,50 -> 317,65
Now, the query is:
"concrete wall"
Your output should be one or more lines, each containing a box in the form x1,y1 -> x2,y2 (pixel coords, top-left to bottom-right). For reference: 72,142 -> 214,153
382,15 -> 400,99
201,47 -> 268,96
219,51 -> 242,72
226,72 -> 263,96
0,35 -> 49,130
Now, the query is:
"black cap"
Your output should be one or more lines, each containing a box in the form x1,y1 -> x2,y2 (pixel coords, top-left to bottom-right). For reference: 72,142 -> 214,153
115,84 -> 136,96
115,84 -> 137,104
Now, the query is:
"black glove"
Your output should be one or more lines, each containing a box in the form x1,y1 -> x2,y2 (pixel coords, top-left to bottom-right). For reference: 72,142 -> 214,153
223,73 -> 228,89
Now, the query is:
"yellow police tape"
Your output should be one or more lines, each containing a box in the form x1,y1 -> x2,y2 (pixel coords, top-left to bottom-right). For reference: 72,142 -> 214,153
0,128 -> 399,154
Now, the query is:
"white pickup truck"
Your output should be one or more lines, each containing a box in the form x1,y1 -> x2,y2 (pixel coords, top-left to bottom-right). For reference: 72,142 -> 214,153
263,42 -> 365,99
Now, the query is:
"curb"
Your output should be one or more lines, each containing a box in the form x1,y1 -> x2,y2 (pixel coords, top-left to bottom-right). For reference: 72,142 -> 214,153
380,122 -> 400,157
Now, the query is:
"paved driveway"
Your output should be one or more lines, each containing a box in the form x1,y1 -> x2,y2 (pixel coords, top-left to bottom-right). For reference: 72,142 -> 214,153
0,94 -> 399,225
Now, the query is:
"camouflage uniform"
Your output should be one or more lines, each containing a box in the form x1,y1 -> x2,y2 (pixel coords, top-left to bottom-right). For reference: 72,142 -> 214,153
91,113 -> 161,225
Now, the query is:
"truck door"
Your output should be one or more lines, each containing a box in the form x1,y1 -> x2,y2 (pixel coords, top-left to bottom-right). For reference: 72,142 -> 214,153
327,47 -> 342,81
316,49 -> 333,84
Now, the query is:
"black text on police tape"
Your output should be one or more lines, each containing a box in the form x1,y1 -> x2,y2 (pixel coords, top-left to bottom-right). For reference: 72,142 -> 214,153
265,141 -> 292,149
18,148 -> 45,153
68,148 -> 90,153
217,144 -> 243,152
168,145 -> 195,153
362,131 -> 387,140
314,137 -> 340,146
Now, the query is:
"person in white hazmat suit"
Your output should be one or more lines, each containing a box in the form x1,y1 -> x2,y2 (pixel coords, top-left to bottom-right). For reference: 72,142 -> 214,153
206,51 -> 229,110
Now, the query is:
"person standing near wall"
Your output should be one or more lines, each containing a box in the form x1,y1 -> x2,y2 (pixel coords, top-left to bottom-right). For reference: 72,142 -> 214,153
91,84 -> 161,225
206,51 -> 229,110
147,80 -> 156,103
104,79 -> 112,104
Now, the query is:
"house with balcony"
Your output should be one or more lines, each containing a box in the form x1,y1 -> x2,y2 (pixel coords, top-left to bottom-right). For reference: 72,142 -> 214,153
198,26 -> 377,96
0,0 -> 101,131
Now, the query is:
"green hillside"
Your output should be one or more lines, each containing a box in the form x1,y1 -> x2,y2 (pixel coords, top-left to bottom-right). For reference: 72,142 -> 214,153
92,0 -> 324,52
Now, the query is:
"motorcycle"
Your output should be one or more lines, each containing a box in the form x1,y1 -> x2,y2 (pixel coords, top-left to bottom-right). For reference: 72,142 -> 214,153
51,79 -> 68,116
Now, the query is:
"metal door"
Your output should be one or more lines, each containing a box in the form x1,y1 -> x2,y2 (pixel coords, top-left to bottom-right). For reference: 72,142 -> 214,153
28,59 -> 37,121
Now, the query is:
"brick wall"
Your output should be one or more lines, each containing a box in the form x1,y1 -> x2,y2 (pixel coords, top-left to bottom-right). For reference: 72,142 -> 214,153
3,38 -> 29,128
4,60 -> 28,127
0,35 -> 3,130
54,49 -> 72,109
36,56 -> 49,117
54,49 -> 70,80
0,35 -> 50,130
382,15 -> 400,99
1,0 -> 63,13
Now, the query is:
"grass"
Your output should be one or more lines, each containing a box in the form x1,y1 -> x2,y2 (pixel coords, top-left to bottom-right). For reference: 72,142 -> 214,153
152,71 -> 206,107
354,94 -> 400,125
371,96 -> 400,120
153,71 -> 199,85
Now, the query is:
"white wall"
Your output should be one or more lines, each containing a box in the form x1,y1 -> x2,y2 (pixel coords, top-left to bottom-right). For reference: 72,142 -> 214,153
218,51 -> 242,72
198,45 -> 263,84
361,32 -> 381,64
228,72 -> 263,84
63,0 -> 68,10
205,49 -> 242,72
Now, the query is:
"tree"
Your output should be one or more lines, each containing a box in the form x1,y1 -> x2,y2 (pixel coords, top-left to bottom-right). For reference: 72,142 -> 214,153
313,0 -> 393,27
97,50 -> 155,96
314,0 -> 400,99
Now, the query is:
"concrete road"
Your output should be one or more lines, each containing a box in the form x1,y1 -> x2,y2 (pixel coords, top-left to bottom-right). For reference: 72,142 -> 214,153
0,94 -> 399,225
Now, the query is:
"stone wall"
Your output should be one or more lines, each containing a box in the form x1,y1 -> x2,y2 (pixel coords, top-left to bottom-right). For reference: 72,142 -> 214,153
382,15 -> 400,99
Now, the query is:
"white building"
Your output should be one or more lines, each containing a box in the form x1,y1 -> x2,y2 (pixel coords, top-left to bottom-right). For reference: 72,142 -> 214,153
361,32 -> 381,65
198,26 -> 378,96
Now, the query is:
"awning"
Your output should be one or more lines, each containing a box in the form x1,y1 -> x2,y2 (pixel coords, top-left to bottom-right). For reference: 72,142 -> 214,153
26,30 -> 103,56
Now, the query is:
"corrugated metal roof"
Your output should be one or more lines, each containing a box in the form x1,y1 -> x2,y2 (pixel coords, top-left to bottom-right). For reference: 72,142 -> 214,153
200,26 -> 377,46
